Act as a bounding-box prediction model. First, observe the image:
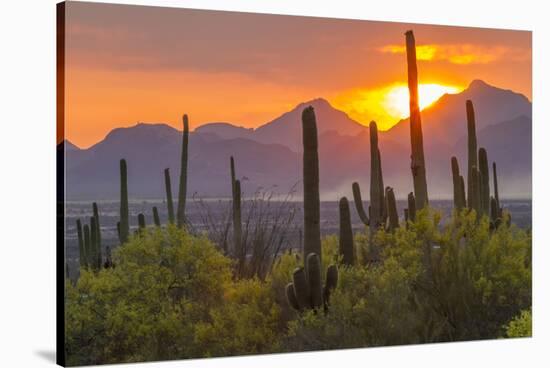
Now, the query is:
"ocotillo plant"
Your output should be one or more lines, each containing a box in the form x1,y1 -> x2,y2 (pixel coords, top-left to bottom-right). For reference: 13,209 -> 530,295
286,253 -> 338,312
164,168 -> 175,224
176,114 -> 189,228
119,159 -> 129,244
152,206 -> 161,227
302,106 -> 322,264
352,182 -> 369,226
478,148 -> 490,216
338,197 -> 355,266
233,179 -> 243,272
466,100 -> 478,209
369,121 -> 384,232
405,30 -> 429,209
385,187 -> 399,232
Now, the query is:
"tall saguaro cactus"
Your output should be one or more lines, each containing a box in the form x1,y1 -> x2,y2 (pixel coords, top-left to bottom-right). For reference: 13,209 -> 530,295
164,168 -> 175,224
338,197 -> 355,266
233,179 -> 243,271
369,121 -> 384,232
385,187 -> 399,232
451,157 -> 466,210
466,100 -> 478,209
470,166 -> 481,215
119,159 -> 129,244
493,162 -> 501,214
176,114 -> 189,228
92,202 -> 101,265
152,206 -> 161,227
76,219 -> 84,267
478,148 -> 490,216
405,30 -> 429,209
302,106 -> 322,264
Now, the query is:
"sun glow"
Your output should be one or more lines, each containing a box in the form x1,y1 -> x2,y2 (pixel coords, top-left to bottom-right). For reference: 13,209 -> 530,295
384,83 -> 461,119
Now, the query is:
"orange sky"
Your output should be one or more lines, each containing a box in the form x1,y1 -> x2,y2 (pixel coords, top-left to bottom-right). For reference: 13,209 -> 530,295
63,2 -> 532,148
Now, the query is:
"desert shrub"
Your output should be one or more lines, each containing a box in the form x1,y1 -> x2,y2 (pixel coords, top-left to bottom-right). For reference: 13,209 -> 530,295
282,208 -> 531,350
194,278 -> 282,356
66,226 -> 233,365
504,309 -> 532,338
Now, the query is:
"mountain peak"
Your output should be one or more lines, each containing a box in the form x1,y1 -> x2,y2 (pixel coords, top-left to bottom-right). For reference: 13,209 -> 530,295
468,79 -> 490,89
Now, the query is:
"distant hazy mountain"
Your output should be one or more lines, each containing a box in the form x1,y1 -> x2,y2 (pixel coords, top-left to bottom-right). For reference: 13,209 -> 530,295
65,80 -> 531,200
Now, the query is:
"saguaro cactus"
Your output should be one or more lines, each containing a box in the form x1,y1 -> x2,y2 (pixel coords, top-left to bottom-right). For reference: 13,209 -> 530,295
405,30 -> 429,209
286,253 -> 338,312
407,192 -> 416,222
493,162 -> 502,216
90,216 -> 98,270
83,224 -> 91,268
152,206 -> 161,227
76,219 -> 84,267
302,106 -> 322,264
119,159 -> 129,244
451,157 -> 466,210
230,156 -> 236,197
385,187 -> 399,232
352,182 -> 369,226
370,121 -> 384,232
478,148 -> 490,216
233,179 -> 243,271
466,100 -> 478,209
164,168 -> 175,224
470,166 -> 481,216
338,197 -> 355,266
138,213 -> 146,231
92,202 -> 101,266
176,114 -> 189,228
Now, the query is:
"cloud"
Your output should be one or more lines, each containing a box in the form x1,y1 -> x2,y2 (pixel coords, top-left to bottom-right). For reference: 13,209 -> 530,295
379,44 -> 527,64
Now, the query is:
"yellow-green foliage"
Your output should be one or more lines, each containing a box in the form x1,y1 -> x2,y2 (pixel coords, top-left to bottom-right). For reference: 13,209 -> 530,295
66,226 -> 235,365
194,278 -> 281,356
504,309 -> 532,338
284,208 -> 531,349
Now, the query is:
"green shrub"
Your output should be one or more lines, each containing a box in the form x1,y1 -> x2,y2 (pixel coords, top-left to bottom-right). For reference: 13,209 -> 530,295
504,309 -> 532,338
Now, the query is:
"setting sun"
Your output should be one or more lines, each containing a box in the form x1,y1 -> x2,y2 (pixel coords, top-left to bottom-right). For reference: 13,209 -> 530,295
384,83 -> 462,119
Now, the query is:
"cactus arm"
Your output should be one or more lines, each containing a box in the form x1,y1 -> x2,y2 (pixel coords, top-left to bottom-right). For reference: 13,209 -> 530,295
385,187 -> 399,232
478,148 -> 490,216
164,168 -> 175,224
352,182 -> 369,226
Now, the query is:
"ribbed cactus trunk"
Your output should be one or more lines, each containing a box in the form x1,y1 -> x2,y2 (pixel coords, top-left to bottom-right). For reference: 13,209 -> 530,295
493,162 -> 501,213
302,106 -> 322,264
230,156 -> 236,197
92,202 -> 101,266
478,148 -> 490,216
76,219 -> 84,267
385,187 -> 399,232
470,166 -> 481,216
152,206 -> 161,227
407,192 -> 416,222
138,213 -> 146,230
352,182 -> 369,226
405,30 -> 429,209
369,121 -> 383,232
119,159 -> 129,244
83,224 -> 91,268
338,197 -> 355,266
451,157 -> 466,210
466,100 -> 478,209
90,216 -> 98,270
176,114 -> 189,228
164,168 -> 175,224
233,179 -> 243,271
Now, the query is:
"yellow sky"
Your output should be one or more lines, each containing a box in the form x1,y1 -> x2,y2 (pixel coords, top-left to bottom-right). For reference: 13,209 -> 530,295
63,2 -> 532,148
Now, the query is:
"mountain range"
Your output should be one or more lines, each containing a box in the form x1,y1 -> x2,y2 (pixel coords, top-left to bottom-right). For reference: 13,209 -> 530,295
63,79 -> 532,200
